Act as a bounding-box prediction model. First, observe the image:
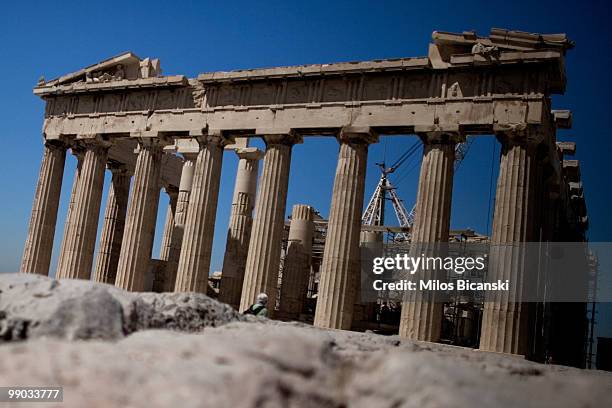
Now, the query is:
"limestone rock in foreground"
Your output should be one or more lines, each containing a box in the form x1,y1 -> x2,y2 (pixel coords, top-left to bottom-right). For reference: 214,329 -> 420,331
0,322 -> 611,408
0,273 -> 243,342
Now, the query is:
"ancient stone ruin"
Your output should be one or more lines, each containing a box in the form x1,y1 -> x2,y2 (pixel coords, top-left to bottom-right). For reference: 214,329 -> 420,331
20,28 -> 588,362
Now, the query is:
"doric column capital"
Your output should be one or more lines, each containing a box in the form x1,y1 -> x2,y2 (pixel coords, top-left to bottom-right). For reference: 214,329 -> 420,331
494,123 -> 546,147
194,133 -> 235,149
235,147 -> 264,161
418,131 -> 465,145
130,130 -> 173,146
76,134 -> 113,150
135,136 -> 170,151
68,139 -> 87,159
262,130 -> 303,146
338,127 -> 379,145
44,139 -> 67,152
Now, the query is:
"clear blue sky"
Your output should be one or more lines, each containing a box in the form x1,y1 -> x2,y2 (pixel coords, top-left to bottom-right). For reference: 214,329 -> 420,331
1,0 -> 610,338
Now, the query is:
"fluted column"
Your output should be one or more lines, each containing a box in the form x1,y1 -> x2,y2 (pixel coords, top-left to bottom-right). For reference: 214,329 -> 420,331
479,127 -> 542,355
115,138 -> 164,291
151,186 -> 178,292
219,148 -> 263,309
165,158 -> 195,291
54,147 -> 84,276
93,164 -> 131,284
314,128 -> 376,329
240,133 -> 302,313
354,230 -> 383,324
159,186 -> 179,261
21,140 -> 67,275
175,135 -> 231,292
279,204 -> 314,317
56,138 -> 110,280
399,132 -> 461,341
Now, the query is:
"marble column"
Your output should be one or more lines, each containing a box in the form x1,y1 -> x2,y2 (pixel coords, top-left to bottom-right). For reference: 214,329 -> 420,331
20,140 -> 67,275
93,164 -> 131,284
175,135 -> 230,292
279,204 -> 315,317
354,230 -> 383,324
165,159 -> 195,292
159,186 -> 179,261
54,146 -> 84,276
115,138 -> 164,291
479,128 -> 542,355
56,138 -> 110,280
399,132 -> 461,342
314,128 -> 376,330
151,186 -> 178,292
239,133 -> 302,313
219,148 -> 263,309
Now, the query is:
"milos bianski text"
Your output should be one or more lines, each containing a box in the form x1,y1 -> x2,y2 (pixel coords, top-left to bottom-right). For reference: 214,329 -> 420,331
372,279 -> 510,292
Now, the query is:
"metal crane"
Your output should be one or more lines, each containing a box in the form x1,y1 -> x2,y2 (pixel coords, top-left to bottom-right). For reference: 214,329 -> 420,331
361,137 -> 473,241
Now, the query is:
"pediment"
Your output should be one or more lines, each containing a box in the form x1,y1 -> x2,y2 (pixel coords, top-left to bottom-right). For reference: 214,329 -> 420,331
40,52 -> 162,87
429,28 -> 574,69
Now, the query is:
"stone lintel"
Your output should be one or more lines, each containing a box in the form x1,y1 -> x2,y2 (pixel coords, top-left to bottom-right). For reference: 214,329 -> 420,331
414,123 -> 462,133
42,96 -> 549,139
256,128 -> 294,136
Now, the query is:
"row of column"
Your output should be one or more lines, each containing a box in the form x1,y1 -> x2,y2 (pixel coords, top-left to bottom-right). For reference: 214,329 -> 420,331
395,128 -> 545,357
22,125 -> 545,357
236,126 -> 543,358
21,136 -> 168,289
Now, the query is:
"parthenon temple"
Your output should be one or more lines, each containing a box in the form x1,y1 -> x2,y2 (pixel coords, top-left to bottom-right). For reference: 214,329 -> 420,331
21,28 -> 588,360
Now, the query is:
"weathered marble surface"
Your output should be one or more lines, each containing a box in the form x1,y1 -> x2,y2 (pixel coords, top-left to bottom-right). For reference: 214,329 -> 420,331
0,273 -> 242,341
0,273 -> 610,408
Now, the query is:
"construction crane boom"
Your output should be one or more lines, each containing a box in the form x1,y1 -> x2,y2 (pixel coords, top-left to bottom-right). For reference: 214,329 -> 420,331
361,137 -> 472,240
